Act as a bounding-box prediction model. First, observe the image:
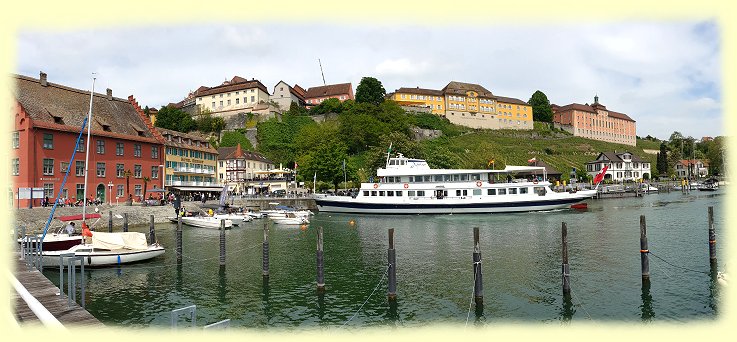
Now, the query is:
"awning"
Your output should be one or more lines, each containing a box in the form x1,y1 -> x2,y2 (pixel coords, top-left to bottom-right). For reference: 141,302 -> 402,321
170,186 -> 226,192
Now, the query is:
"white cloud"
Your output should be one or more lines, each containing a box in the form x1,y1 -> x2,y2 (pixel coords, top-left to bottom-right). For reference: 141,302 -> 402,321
375,58 -> 432,77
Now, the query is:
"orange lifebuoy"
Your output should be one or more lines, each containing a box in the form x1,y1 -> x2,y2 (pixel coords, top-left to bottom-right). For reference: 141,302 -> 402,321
373,183 -> 379,189
403,183 -> 409,189
476,181 -> 482,187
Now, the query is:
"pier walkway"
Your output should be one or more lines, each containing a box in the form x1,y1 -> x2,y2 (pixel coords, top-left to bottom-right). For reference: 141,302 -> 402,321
11,253 -> 104,328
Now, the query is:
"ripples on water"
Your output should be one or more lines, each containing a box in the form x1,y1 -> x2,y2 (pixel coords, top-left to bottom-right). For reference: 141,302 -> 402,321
43,191 -> 725,328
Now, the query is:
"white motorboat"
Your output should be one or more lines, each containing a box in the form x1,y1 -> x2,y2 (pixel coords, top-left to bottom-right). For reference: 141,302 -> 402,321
213,213 -> 252,225
180,216 -> 233,229
640,183 -> 659,193
42,232 -> 164,267
314,153 -> 598,214
244,210 -> 264,219
270,213 -> 310,225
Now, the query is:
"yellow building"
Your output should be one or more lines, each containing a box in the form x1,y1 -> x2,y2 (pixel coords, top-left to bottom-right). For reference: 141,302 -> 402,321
389,87 -> 445,114
157,127 -> 221,196
494,95 -> 534,130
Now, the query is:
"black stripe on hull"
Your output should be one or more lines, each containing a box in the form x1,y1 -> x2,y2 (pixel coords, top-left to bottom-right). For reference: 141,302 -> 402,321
315,197 -> 586,214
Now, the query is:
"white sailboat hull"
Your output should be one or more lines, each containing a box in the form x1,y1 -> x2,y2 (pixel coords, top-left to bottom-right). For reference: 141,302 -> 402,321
41,244 -> 165,267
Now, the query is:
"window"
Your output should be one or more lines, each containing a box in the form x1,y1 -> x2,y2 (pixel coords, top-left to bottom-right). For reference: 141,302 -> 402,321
134,144 -> 141,157
487,189 -> 496,195
96,162 -> 106,177
43,133 -> 53,149
417,191 -> 426,196
498,189 -> 507,195
43,183 -> 54,198
43,158 -> 54,175
212,102 -> 215,108
408,190 -> 415,197
236,98 -> 239,104
134,185 -> 142,196
117,164 -> 124,178
11,158 -> 19,175
220,100 -> 223,106
116,142 -> 124,156
151,146 -> 158,159
251,96 -> 255,102
76,184 -> 85,199
472,189 -> 481,196
227,99 -> 231,106
371,191 -> 377,197
151,166 -> 159,179
379,191 -> 385,196
96,140 -> 105,154
134,165 -> 142,178
76,161 -> 85,176
363,191 -> 369,196
12,132 -> 19,148
520,187 -> 528,194
396,191 -> 402,197
60,161 -> 69,173
509,188 -> 517,194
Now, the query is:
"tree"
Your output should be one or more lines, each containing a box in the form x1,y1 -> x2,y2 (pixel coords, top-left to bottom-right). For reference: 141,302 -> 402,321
219,131 -> 254,150
309,98 -> 344,115
355,76 -> 386,106
154,106 -> 196,132
211,117 -> 226,134
527,90 -> 553,123
656,142 -> 669,176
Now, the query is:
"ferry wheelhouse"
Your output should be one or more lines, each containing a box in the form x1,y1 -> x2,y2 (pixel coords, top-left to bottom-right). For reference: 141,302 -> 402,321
314,154 -> 597,214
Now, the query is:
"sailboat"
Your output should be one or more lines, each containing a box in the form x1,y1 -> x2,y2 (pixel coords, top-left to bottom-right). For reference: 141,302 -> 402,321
39,76 -> 164,267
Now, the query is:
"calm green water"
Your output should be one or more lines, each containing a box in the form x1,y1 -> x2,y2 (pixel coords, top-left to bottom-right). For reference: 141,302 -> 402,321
42,190 -> 725,329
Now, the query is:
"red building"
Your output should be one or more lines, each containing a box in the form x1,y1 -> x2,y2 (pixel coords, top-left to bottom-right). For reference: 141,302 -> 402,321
304,82 -> 354,107
11,72 -> 165,207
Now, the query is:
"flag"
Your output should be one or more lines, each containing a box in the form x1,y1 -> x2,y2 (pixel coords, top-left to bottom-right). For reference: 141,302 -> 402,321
487,159 -> 495,168
294,162 -> 298,169
593,165 -> 609,184
387,143 -> 392,154
313,172 -> 317,183
528,157 -> 537,163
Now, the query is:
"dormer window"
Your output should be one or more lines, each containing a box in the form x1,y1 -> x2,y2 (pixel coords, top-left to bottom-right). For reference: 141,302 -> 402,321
52,115 -> 64,124
167,134 -> 172,141
102,124 -> 112,132
137,130 -> 145,137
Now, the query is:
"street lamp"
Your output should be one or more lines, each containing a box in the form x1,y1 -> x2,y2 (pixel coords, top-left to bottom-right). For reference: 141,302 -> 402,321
107,181 -> 113,205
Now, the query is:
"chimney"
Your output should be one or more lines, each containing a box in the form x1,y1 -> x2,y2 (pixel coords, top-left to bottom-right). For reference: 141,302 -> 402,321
106,88 -> 113,100
40,71 -> 48,86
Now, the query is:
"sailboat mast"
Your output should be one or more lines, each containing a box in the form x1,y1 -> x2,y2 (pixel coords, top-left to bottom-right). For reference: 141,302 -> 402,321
82,76 -> 96,222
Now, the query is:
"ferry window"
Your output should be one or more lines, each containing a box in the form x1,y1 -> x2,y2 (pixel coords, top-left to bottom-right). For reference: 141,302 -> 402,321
401,160 -> 406,165
415,176 -> 423,183
363,191 -> 369,196
408,176 -> 414,182
433,175 -> 443,182
396,191 -> 402,197
390,160 -> 396,165
462,190 -> 468,196
387,191 -> 394,197
444,174 -> 451,181
456,190 -> 462,196
520,187 -> 529,194
473,189 -> 481,196
487,189 -> 496,195
498,189 -> 507,195
423,175 -> 432,182
534,187 -> 546,196
509,188 -> 518,194
417,191 -> 425,196
371,191 -> 377,196
408,191 -> 416,196
471,174 -> 481,180
453,174 -> 460,182
379,191 -> 385,196
460,174 -> 469,181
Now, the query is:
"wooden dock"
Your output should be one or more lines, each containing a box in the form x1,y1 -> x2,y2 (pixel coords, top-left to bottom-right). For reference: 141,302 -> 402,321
12,253 -> 105,327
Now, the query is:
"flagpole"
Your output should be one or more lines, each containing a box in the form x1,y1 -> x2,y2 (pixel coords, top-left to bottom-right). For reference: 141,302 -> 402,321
343,159 -> 346,190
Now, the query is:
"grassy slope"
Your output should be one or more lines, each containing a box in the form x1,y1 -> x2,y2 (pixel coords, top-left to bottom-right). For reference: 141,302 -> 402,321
420,123 -> 657,179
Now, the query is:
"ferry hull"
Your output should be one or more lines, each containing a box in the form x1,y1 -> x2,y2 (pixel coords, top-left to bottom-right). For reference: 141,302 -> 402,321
315,192 -> 595,214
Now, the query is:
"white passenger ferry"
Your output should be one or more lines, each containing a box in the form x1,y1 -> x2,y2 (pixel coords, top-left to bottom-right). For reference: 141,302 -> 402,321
314,153 -> 597,214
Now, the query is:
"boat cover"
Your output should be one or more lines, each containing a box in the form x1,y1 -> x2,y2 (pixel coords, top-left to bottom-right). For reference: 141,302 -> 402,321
91,232 -> 149,250
58,213 -> 102,222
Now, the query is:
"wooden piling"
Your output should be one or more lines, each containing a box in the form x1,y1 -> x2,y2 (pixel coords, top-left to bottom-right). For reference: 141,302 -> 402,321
316,226 -> 325,292
561,222 -> 571,295
176,216 -> 182,264
472,227 -> 483,306
262,220 -> 269,278
149,215 -> 156,244
123,213 -> 128,232
387,228 -> 397,301
640,215 -> 650,282
108,211 -> 113,232
219,219 -> 226,266
708,206 -> 716,263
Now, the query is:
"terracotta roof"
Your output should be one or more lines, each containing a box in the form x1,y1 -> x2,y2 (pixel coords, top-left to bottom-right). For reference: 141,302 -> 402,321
274,81 -> 305,101
552,103 -> 635,122
678,159 -> 708,167
494,95 -> 529,106
216,146 -> 272,163
304,83 -> 353,99
442,81 -> 494,98
587,151 -> 646,164
13,73 -> 158,141
191,76 -> 269,97
293,84 -> 307,98
156,127 -> 217,153
394,87 -> 444,96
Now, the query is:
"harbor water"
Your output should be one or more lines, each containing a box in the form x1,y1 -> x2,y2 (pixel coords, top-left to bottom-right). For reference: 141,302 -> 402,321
41,190 -> 725,329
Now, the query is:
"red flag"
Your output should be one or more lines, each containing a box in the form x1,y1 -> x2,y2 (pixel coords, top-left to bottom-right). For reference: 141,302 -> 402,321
528,157 -> 537,163
593,165 -> 609,184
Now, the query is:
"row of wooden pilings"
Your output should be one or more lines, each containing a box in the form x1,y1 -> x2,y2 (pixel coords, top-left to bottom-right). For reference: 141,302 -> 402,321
127,206 -> 718,319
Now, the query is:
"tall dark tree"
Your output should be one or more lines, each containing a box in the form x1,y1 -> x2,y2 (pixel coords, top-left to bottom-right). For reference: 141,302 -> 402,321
527,90 -> 553,123
154,106 -> 196,132
355,77 -> 386,106
656,142 -> 669,176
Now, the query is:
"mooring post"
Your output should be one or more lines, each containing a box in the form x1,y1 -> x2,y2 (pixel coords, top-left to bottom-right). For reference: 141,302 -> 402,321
473,227 -> 483,306
263,220 -> 269,279
108,210 -> 113,232
123,213 -> 128,232
149,215 -> 156,244
176,216 -> 183,263
640,215 -> 650,283
316,226 -> 325,292
561,222 -> 571,295
387,228 -> 397,301
219,219 -> 226,266
708,206 -> 717,276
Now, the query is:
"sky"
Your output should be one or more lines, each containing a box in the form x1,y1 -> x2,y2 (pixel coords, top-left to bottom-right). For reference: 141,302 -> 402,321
14,21 -> 722,141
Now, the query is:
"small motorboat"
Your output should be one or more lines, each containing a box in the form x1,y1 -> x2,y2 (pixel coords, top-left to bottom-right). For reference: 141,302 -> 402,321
180,216 -> 233,229
213,213 -> 252,225
42,232 -> 164,267
270,212 -> 310,225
